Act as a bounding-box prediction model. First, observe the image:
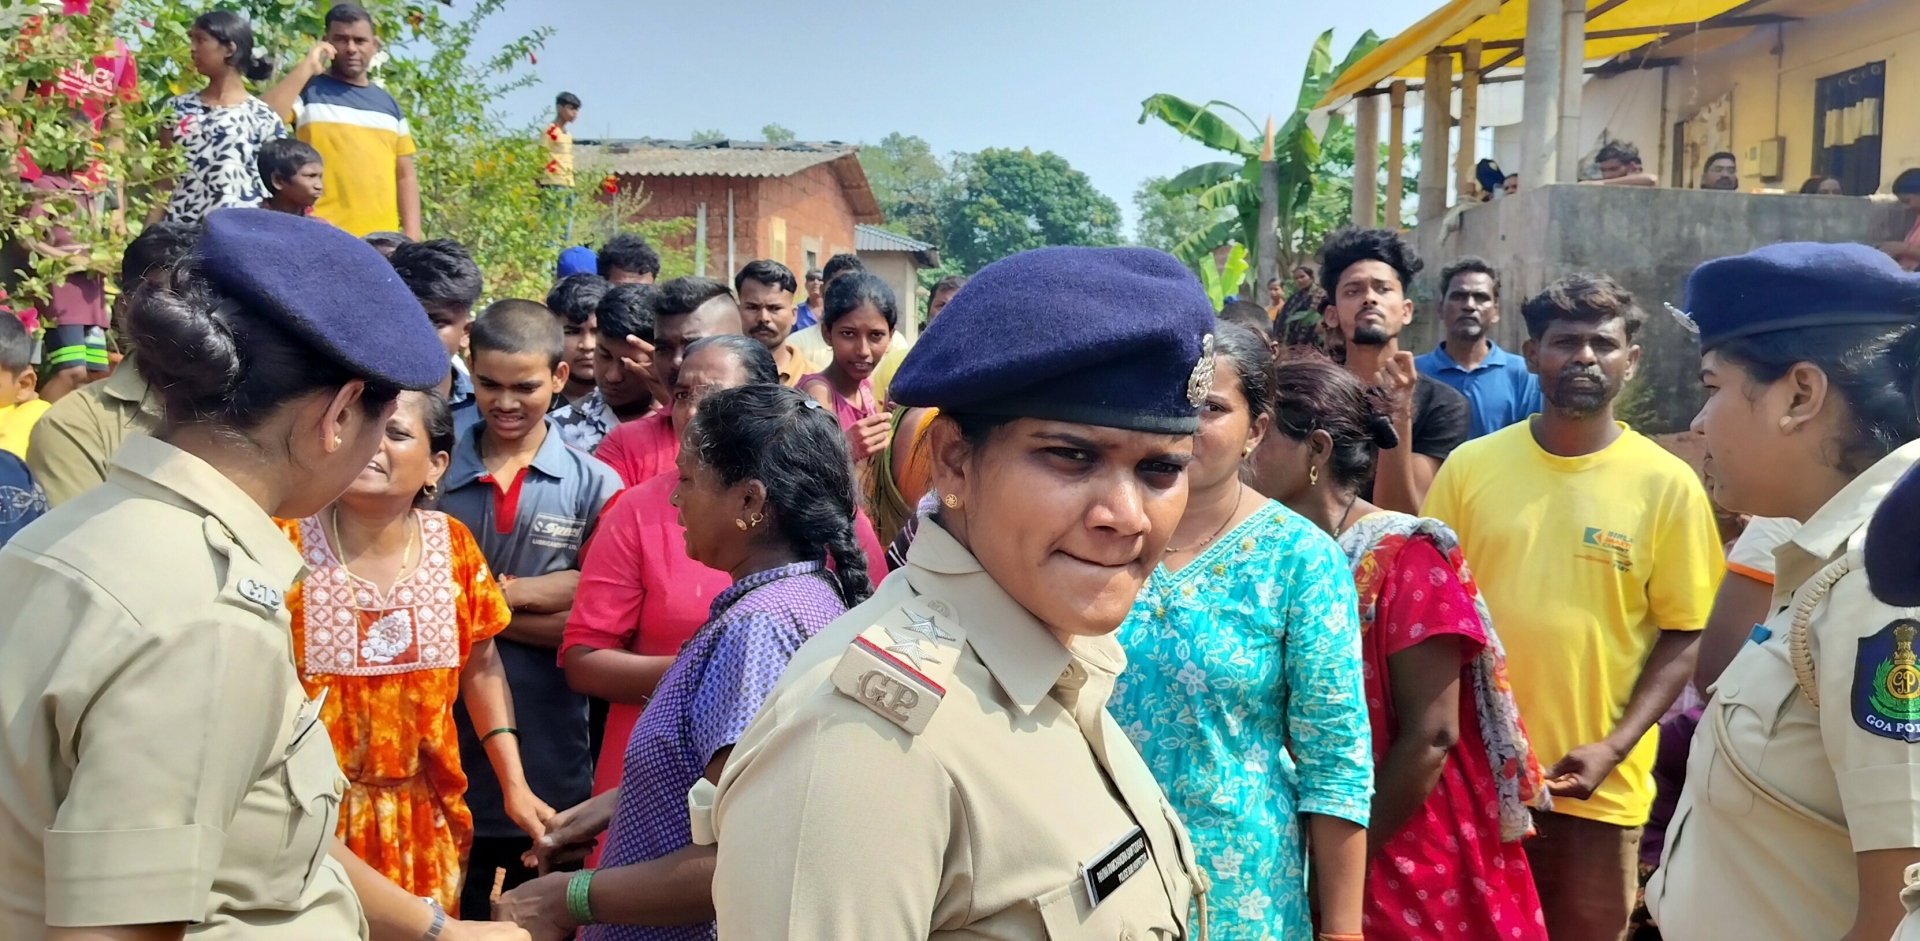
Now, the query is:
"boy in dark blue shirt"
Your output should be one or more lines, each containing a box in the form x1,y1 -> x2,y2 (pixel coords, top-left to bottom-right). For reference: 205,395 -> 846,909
438,299 -> 622,916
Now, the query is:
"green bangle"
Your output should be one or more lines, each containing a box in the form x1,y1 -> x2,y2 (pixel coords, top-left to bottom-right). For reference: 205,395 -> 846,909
566,869 -> 595,925
482,727 -> 518,743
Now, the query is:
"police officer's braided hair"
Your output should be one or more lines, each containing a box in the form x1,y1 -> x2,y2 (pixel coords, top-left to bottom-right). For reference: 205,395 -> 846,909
687,384 -> 873,606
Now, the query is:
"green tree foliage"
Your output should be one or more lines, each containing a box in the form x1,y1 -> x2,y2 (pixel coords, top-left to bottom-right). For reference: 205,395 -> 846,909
1138,28 -> 1379,276
858,132 -> 946,247
1132,174 -> 1223,254
940,147 -> 1122,273
761,122 -> 794,144
690,128 -> 725,143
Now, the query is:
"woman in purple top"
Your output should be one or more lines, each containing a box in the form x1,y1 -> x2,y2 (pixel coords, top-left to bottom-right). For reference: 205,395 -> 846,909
494,383 -> 872,940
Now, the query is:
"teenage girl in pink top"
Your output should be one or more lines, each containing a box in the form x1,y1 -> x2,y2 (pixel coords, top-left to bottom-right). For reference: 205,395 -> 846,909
798,272 -> 896,465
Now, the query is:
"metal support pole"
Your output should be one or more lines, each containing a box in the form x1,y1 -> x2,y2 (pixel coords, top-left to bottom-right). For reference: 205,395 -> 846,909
1419,50 -> 1452,221
1519,0 -> 1563,190
1353,94 -> 1381,226
1559,0 -> 1588,182
1456,40 -> 1482,200
1387,81 -> 1407,229
695,202 -> 708,277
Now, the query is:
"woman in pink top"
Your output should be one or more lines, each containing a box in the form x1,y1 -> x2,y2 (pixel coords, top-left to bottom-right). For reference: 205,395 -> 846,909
1880,169 -> 1920,271
798,272 -> 896,467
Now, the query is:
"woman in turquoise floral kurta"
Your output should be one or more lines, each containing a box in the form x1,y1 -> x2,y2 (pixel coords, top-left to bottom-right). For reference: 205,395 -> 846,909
1111,323 -> 1372,940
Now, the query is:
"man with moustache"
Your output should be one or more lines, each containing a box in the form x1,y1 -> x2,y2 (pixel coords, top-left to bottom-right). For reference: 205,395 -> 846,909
1423,275 -> 1722,941
1417,257 -> 1544,438
735,259 -> 807,385
1318,226 -> 1470,513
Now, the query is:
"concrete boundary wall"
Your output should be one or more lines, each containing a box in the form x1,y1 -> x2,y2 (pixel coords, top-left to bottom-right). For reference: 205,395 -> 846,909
1406,184 -> 1910,432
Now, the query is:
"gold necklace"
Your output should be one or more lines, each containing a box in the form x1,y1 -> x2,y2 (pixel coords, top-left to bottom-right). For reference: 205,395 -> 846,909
1167,487 -> 1246,555
329,506 -> 418,604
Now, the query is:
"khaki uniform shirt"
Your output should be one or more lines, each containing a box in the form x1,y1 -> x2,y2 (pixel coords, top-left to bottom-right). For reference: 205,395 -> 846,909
700,521 -> 1201,939
1648,440 -> 1920,940
0,435 -> 364,939
26,358 -> 162,506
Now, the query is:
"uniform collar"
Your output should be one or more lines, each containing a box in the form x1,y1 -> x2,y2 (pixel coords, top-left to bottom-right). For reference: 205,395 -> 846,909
102,356 -> 161,416
903,520 -> 1073,716
108,435 -> 305,583
1786,439 -> 1920,567
446,418 -> 572,490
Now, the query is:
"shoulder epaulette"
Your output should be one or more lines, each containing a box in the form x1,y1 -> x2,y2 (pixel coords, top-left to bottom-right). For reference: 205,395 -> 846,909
830,599 -> 966,735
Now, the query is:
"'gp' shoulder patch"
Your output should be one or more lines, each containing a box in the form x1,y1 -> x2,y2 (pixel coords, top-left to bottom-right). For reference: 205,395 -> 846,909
1853,618 -> 1920,742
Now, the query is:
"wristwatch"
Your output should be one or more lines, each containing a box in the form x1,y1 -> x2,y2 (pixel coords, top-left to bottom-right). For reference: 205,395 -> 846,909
419,897 -> 447,941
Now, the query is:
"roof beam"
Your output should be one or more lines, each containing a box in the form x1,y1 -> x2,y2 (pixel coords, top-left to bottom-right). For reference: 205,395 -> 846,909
1435,13 -> 1796,54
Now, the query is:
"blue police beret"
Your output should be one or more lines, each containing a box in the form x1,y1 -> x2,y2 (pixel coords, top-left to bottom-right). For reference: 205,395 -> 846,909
890,246 -> 1216,434
197,209 -> 449,390
557,245 -> 597,279
1677,242 -> 1920,350
1867,463 -> 1920,606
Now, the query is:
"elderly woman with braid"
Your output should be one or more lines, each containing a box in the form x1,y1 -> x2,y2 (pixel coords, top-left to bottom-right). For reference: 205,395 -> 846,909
495,383 -> 871,939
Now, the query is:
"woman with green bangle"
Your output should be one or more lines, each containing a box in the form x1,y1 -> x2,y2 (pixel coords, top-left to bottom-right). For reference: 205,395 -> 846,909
494,383 -> 871,939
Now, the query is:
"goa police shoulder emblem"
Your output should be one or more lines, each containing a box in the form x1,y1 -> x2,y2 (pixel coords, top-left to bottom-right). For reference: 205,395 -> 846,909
1853,618 -> 1920,742
831,601 -> 965,736
1186,333 -> 1216,407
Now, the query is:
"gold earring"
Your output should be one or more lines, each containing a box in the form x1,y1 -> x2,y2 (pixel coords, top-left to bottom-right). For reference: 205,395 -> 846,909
942,493 -> 960,509
332,435 -> 343,448
1779,416 -> 1793,429
1243,443 -> 1255,458
734,518 -> 748,531
1309,465 -> 1319,486
748,512 -> 765,527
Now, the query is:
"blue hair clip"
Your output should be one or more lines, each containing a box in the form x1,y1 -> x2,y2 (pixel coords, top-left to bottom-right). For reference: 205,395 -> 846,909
802,398 -> 824,411
1663,302 -> 1700,339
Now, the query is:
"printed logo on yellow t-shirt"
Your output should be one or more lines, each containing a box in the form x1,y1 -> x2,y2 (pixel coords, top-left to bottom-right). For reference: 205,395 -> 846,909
1580,527 -> 1634,571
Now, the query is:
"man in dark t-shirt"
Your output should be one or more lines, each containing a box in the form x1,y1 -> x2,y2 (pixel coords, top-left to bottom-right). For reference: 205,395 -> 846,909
1317,226 -> 1470,512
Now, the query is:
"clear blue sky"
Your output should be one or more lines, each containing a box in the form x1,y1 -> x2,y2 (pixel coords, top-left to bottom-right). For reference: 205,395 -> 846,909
471,0 -> 1439,232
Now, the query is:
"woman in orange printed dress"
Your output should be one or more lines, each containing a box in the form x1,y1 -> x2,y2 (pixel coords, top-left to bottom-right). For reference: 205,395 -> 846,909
281,390 -> 554,911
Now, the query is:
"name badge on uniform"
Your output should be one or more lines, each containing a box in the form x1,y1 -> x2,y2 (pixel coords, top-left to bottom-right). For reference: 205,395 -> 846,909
1081,826 -> 1149,908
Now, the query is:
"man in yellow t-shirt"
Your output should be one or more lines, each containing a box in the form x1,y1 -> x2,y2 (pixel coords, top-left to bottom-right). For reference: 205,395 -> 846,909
1423,274 -> 1722,941
263,5 -> 420,238
542,92 -> 578,189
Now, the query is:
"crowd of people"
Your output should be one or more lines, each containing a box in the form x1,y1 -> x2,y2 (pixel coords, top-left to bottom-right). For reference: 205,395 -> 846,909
6,6 -> 1920,941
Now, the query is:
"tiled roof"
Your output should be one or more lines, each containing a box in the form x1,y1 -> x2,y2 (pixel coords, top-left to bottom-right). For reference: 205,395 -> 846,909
576,138 -> 857,179
855,224 -> 935,253
577,138 -> 884,223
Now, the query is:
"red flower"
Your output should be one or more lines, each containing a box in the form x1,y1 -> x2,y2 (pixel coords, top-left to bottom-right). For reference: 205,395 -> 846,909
529,53 -> 538,65
62,0 -> 90,15
600,176 -> 618,195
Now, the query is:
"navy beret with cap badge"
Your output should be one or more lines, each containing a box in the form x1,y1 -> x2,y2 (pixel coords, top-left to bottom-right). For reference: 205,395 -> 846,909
195,208 -> 451,391
889,246 -> 1217,434
1669,241 -> 1920,350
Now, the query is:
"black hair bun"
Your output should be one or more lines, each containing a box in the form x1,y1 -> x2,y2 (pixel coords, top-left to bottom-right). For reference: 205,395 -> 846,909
244,54 -> 276,84
1366,412 -> 1401,451
125,276 -> 244,407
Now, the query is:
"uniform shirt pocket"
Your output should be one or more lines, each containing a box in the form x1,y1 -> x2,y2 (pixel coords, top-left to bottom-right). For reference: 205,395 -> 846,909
1706,646 -> 1801,816
271,705 -> 346,902
1033,855 -> 1182,941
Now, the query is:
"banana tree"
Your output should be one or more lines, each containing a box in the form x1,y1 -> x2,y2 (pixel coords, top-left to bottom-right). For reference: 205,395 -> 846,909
1140,28 -> 1379,282
1197,243 -> 1250,311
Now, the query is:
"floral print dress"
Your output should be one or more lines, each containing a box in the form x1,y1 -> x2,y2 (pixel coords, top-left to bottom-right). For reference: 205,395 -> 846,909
1111,500 -> 1372,940
164,92 -> 285,223
281,510 -> 512,909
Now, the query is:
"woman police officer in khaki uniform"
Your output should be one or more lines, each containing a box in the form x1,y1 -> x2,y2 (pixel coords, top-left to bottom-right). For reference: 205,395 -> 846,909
1646,242 -> 1920,941
694,247 -> 1215,939
0,211 -> 528,941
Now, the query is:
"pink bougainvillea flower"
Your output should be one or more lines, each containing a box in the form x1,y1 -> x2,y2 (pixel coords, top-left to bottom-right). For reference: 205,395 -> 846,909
62,0 -> 90,15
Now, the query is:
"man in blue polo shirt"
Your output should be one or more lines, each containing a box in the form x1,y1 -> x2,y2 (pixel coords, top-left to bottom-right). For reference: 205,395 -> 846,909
1416,257 -> 1543,438
438,301 -> 623,917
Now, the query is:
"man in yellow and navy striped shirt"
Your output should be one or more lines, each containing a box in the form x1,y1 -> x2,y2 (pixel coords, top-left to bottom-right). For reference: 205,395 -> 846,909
264,3 -> 420,238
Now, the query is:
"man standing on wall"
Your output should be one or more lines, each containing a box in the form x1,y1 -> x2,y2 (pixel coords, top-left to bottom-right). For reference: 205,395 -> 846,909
1698,152 -> 1740,191
264,3 -> 421,239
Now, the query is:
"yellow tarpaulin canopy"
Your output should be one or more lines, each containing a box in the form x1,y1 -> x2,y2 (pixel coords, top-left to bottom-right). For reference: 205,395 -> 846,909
1319,0 -> 1756,108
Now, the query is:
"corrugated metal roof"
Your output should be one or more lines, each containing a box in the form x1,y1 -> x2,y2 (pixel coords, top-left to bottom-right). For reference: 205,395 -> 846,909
855,225 -> 936,253
575,138 -> 858,179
